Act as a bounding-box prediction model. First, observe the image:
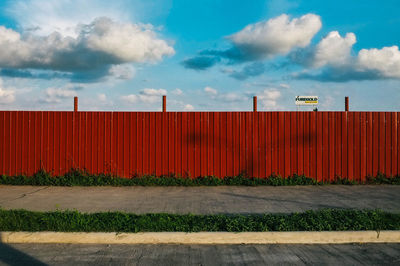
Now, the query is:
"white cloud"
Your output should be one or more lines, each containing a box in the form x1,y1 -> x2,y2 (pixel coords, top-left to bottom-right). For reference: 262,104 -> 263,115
320,95 -> 335,109
42,87 -> 77,103
312,31 -> 356,67
84,18 -> 174,63
296,43 -> 400,81
204,86 -> 218,95
204,86 -> 243,103
293,30 -> 400,81
297,31 -> 356,68
121,94 -> 138,104
121,88 -> 166,104
183,13 -> 321,72
229,13 -> 321,59
172,88 -> 183,95
356,46 -> 400,78
97,93 -> 107,101
186,14 -> 400,82
108,64 -> 135,80
0,17 -> 174,80
222,92 -> 242,102
257,89 -> 281,109
183,104 -> 194,111
279,83 -> 290,89
7,0 -> 133,37
0,79 -> 16,104
138,88 -> 167,103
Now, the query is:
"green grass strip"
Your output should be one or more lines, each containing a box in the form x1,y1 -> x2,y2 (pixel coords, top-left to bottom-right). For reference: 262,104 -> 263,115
1,169 -> 399,186
0,209 -> 399,232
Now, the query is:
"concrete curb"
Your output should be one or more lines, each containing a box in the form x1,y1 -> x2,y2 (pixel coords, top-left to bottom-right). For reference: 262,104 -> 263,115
1,231 -> 400,244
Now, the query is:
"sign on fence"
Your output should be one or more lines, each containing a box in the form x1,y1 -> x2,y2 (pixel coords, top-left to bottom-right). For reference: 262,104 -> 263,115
295,96 -> 318,105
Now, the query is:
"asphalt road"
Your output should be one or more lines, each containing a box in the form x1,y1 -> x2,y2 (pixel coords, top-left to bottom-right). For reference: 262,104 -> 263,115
0,243 -> 399,265
0,185 -> 399,214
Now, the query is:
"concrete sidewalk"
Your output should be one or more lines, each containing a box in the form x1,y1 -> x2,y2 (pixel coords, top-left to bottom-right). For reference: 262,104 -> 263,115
0,185 -> 399,214
2,243 -> 399,265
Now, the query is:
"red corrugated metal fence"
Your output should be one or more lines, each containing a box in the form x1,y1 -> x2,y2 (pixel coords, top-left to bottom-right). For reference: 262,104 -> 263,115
0,111 -> 399,181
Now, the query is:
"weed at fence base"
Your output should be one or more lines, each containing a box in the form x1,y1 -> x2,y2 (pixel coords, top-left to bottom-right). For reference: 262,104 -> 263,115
0,169 -> 399,186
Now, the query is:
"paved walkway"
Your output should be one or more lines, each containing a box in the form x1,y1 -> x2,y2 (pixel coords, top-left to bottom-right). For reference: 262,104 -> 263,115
0,185 -> 399,214
1,243 -> 399,266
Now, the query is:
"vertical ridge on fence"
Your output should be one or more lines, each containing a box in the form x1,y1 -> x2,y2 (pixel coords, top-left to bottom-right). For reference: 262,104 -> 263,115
0,111 -> 399,179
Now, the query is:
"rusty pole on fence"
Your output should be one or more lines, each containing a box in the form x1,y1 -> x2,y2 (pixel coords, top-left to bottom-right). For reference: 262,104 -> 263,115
253,96 -> 257,112
162,95 -> 166,112
345,96 -> 349,111
74,96 -> 78,112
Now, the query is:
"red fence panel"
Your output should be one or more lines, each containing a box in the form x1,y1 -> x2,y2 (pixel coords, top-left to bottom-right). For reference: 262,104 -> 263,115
0,111 -> 399,180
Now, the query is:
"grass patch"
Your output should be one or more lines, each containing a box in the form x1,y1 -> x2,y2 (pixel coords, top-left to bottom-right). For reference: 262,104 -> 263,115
0,209 -> 398,232
0,169 -> 399,186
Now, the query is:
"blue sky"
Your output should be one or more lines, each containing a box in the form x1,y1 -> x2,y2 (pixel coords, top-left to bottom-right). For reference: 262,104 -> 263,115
0,0 -> 399,111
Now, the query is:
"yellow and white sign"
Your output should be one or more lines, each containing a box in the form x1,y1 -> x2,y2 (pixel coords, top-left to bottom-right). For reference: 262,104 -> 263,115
295,96 -> 318,105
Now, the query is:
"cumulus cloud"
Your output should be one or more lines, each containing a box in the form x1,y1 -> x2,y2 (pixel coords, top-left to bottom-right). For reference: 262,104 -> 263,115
0,17 -> 174,82
0,88 -> 15,104
295,38 -> 400,82
290,29 -> 400,82
167,99 -> 195,111
257,89 -> 281,109
204,86 -> 218,95
313,31 -> 356,67
279,83 -> 290,89
42,87 -> 77,103
83,18 -> 174,63
356,46 -> 400,78
120,94 -> 138,104
320,95 -> 335,109
183,13 -> 321,74
203,86 -> 243,103
183,104 -> 194,111
220,92 -> 242,102
183,13 -> 400,82
108,64 -> 136,80
293,31 -> 356,68
121,88 -> 167,104
0,79 -> 15,104
138,88 -> 167,103
228,13 -> 321,60
172,88 -> 183,95
97,93 -> 107,102
7,0 -> 133,37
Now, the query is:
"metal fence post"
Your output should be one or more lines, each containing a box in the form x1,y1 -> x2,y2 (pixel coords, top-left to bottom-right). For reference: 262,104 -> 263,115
74,97 -> 78,112
253,96 -> 257,112
162,95 -> 166,112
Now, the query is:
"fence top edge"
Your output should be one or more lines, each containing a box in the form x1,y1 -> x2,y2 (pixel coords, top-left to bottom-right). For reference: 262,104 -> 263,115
0,111 -> 398,114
